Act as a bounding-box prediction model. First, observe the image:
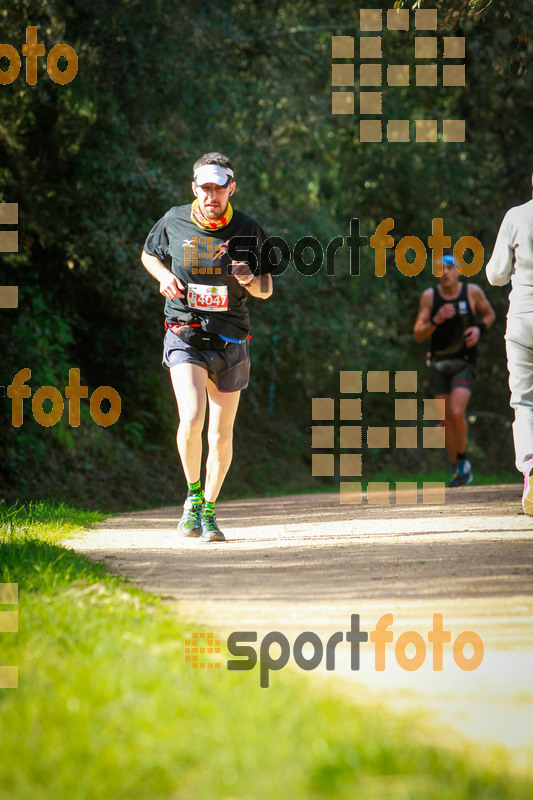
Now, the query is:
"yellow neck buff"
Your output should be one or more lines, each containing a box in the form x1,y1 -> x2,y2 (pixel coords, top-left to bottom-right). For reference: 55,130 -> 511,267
191,199 -> 233,231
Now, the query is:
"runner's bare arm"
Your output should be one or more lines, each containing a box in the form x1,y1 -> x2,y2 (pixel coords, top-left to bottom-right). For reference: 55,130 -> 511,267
463,284 -> 496,347
141,249 -> 185,299
469,284 -> 496,329
245,273 -> 273,299
413,288 -> 454,342
231,261 -> 273,299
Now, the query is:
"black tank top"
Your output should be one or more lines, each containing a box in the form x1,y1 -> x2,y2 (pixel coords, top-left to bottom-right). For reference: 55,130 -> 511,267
431,283 -> 477,361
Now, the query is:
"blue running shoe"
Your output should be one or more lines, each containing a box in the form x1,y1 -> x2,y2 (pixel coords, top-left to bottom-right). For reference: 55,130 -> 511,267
449,459 -> 473,487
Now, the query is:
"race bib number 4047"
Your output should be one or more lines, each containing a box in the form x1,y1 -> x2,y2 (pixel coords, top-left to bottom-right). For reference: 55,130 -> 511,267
187,284 -> 228,312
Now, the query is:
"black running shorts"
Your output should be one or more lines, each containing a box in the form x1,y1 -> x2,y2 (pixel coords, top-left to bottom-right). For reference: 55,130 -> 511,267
430,358 -> 476,396
162,329 -> 250,392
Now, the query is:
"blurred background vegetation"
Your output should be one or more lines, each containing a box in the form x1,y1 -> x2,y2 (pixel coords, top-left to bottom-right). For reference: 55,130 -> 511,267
1,0 -> 532,510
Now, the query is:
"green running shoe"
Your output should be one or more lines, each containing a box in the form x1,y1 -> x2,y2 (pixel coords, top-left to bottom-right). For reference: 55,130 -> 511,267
199,513 -> 226,543
177,499 -> 203,538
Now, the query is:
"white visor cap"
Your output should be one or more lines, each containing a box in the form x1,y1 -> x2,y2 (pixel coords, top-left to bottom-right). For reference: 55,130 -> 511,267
194,164 -> 234,188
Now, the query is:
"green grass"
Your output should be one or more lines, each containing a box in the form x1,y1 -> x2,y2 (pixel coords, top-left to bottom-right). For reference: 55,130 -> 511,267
0,499 -> 105,543
0,502 -> 531,800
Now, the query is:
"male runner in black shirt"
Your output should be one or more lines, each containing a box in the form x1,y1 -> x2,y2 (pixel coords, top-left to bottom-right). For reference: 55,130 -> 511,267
141,153 -> 273,541
413,254 -> 495,486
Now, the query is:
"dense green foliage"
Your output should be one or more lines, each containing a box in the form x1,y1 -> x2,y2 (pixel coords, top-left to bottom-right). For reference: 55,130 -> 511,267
1,0 -> 532,508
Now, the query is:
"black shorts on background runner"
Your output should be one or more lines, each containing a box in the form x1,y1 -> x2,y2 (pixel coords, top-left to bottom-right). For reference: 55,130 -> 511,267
430,358 -> 476,395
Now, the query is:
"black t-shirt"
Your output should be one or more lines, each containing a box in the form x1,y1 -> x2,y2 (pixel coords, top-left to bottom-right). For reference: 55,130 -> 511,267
143,203 -> 274,339
431,283 -> 477,361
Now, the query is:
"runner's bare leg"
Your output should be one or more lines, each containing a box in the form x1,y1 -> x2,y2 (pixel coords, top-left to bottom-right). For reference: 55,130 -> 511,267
170,363 -> 208,483
437,394 -> 457,464
449,386 -> 471,456
204,381 -> 241,503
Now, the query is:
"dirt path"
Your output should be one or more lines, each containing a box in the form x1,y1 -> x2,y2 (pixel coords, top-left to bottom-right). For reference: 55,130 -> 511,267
62,484 -> 533,767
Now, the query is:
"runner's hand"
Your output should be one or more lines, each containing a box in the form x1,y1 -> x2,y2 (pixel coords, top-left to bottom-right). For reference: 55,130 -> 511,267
159,272 -> 185,299
434,303 -> 455,324
463,326 -> 480,347
231,261 -> 254,286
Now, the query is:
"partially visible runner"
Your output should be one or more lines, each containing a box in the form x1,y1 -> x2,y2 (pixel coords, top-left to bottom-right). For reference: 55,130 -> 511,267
141,152 -> 273,542
486,176 -> 533,515
413,255 -> 495,487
